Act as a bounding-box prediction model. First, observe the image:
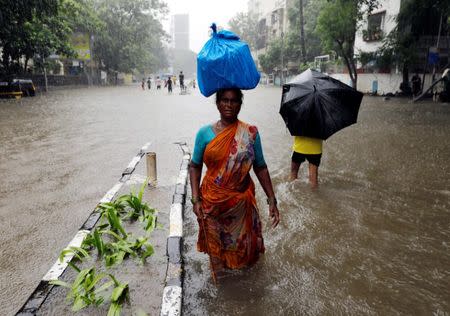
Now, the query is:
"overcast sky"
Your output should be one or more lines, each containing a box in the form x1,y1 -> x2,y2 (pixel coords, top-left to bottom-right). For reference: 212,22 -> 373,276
162,0 -> 248,53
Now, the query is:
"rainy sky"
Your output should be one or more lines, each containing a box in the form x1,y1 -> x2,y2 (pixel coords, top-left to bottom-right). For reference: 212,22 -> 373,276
163,0 -> 248,53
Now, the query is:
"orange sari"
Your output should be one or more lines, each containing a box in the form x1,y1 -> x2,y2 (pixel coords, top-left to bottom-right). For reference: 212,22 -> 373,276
197,120 -> 265,273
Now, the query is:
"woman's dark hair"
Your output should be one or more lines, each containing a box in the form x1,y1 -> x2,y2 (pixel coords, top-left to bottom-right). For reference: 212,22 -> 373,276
215,88 -> 243,105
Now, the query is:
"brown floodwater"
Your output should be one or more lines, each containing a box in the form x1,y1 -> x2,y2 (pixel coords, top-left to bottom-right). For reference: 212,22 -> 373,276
182,91 -> 450,315
0,86 -> 449,315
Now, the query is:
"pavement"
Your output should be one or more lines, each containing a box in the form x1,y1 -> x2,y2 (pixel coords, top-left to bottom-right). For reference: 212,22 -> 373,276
17,143 -> 189,315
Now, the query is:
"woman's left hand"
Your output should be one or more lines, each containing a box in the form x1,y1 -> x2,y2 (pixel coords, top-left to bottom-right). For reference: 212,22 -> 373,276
269,204 -> 280,228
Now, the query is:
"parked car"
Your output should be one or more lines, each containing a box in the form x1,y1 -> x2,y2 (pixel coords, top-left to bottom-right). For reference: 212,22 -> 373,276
12,79 -> 36,96
0,79 -> 36,98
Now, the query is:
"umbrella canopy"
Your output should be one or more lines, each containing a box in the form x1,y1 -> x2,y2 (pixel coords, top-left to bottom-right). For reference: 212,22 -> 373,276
279,69 -> 363,140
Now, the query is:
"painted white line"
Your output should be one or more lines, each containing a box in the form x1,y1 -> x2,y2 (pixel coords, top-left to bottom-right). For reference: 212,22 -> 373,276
43,230 -> 90,281
127,155 -> 141,170
99,182 -> 123,203
160,286 -> 182,316
169,203 -> 183,237
176,170 -> 187,185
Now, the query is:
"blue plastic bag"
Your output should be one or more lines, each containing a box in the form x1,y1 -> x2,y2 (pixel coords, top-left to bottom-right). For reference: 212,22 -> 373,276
197,23 -> 260,97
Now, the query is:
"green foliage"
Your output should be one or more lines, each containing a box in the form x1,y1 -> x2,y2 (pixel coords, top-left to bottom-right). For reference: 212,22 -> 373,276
380,0 -> 449,76
93,0 -> 169,75
84,181 -> 157,266
258,39 -> 282,75
316,0 -> 380,87
82,227 -> 155,267
50,267 -> 112,311
0,0 -> 103,75
285,0 -> 326,63
0,0 -> 168,76
50,268 -> 129,314
107,275 -> 130,316
228,12 -> 260,50
52,184 -> 158,315
114,181 -> 158,233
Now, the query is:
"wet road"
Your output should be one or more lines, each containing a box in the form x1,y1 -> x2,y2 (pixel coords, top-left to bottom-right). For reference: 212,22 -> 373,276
1,85 -> 449,315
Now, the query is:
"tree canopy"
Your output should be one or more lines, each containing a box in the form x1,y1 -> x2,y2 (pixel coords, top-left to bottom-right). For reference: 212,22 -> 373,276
0,0 -> 169,77
316,0 -> 379,88
228,12 -> 259,50
286,0 -> 326,63
258,38 -> 282,74
93,0 -> 168,75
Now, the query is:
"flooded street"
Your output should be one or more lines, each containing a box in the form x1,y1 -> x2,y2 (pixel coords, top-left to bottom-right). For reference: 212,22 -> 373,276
1,85 -> 449,315
182,90 -> 450,315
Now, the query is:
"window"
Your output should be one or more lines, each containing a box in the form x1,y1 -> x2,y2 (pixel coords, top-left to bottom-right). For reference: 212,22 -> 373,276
364,11 -> 385,41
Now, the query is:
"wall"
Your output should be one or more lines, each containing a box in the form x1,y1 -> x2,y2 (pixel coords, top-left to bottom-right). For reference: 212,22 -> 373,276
330,72 -> 441,95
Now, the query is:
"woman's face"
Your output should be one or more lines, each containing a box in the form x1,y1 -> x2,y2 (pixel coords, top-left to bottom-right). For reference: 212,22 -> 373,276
217,90 -> 241,121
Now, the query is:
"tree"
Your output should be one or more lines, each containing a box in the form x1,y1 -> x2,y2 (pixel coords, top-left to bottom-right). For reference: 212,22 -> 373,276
228,12 -> 259,49
93,0 -> 168,78
0,0 -> 58,74
258,39 -> 282,75
285,0 -> 326,65
299,0 -> 306,62
0,0 -> 102,75
316,0 -> 379,88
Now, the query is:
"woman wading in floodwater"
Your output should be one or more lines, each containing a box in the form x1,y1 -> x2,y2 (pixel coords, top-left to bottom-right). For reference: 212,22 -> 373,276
189,88 -> 280,280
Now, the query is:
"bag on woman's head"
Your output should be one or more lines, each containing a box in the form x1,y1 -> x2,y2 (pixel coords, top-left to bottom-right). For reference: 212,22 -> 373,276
197,23 -> 260,97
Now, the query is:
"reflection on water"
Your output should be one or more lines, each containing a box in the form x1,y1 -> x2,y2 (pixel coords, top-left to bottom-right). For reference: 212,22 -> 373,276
183,96 -> 450,315
0,88 -> 448,315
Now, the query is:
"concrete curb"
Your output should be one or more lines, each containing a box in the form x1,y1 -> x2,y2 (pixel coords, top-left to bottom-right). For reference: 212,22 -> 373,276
16,142 -> 152,315
160,143 -> 191,316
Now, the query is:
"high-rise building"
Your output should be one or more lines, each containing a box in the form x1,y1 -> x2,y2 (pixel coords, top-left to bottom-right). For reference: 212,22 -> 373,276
170,14 -> 190,50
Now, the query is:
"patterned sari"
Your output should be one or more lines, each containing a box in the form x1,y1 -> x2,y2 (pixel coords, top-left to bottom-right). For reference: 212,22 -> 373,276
197,120 -> 265,274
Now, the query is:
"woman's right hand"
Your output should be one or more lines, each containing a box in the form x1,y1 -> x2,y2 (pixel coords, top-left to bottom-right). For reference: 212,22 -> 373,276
193,202 -> 203,218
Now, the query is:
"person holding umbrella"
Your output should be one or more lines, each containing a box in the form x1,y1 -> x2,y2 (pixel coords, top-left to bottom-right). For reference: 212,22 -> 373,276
290,136 -> 322,187
280,69 -> 363,187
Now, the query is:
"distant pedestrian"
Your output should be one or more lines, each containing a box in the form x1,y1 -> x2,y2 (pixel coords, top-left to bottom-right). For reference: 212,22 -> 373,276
165,77 -> 173,93
156,76 -> 161,90
412,73 -> 421,96
439,68 -> 450,102
290,136 -> 323,188
179,71 -> 185,92
147,78 -> 151,90
192,78 -> 196,89
141,78 -> 145,90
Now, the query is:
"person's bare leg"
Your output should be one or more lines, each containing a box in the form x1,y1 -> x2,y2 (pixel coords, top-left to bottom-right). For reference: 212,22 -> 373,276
308,163 -> 319,188
290,161 -> 301,181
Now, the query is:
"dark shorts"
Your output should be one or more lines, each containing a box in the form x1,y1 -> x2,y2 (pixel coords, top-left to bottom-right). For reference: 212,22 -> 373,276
292,151 -> 322,167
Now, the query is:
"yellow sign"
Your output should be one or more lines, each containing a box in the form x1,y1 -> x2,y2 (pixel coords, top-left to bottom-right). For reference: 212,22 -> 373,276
71,33 -> 91,60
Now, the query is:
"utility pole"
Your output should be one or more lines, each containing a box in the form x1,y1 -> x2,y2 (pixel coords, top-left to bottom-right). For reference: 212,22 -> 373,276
89,34 -> 95,86
299,0 -> 306,63
281,31 -> 284,86
43,56 -> 48,92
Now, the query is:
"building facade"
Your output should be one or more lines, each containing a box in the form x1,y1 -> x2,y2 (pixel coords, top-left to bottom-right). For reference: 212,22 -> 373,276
354,0 -> 401,55
170,14 -> 190,50
248,0 -> 294,82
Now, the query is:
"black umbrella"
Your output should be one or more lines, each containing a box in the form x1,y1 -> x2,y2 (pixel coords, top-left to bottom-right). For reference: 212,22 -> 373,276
279,69 -> 363,140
